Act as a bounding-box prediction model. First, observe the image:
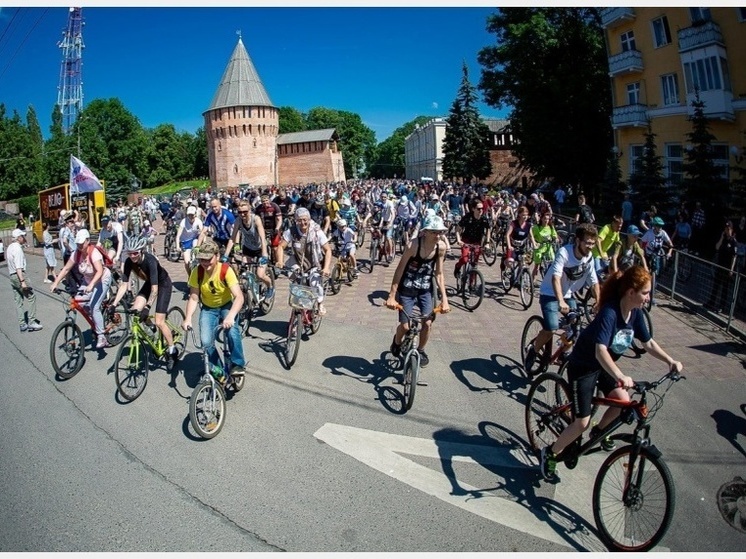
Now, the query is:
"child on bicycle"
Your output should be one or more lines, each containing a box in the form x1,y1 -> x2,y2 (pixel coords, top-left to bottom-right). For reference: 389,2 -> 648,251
333,218 -> 358,279
539,265 -> 683,482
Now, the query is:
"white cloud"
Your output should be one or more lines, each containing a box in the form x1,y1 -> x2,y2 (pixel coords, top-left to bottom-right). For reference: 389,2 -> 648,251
431,102 -> 438,110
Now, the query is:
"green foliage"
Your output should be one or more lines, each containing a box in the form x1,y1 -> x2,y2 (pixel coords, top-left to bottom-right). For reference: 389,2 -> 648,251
628,126 -> 670,210
598,150 -> 625,220
306,107 -> 376,179
368,116 -> 434,179
278,106 -> 306,134
16,194 -> 38,216
442,62 -> 492,183
192,127 -> 209,178
478,7 -> 611,200
681,92 -> 727,212
145,124 -> 194,186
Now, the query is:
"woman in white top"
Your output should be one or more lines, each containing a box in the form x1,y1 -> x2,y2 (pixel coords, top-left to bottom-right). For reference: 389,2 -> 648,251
176,205 -> 203,277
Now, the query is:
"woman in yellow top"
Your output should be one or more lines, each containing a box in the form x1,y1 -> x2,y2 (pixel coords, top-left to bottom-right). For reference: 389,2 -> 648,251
530,209 -> 559,282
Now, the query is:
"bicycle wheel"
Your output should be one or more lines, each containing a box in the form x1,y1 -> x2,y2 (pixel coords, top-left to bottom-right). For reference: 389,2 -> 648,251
49,320 -> 85,380
462,268 -> 485,311
285,311 -> 302,367
501,261 -> 515,293
482,239 -> 498,266
447,224 -> 457,245
356,227 -> 366,248
259,267 -> 276,314
367,242 -> 377,273
593,446 -> 675,552
163,233 -> 173,258
330,263 -> 342,295
398,231 -> 408,255
310,302 -> 323,334
520,315 -> 546,377
402,350 -> 420,411
104,299 -> 130,347
189,378 -> 226,439
582,290 -> 597,325
114,334 -> 152,402
165,306 -> 187,358
520,269 -> 534,310
525,372 -> 573,453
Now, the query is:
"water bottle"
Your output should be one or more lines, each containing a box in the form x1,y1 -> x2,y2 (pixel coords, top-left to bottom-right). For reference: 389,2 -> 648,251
210,364 -> 225,384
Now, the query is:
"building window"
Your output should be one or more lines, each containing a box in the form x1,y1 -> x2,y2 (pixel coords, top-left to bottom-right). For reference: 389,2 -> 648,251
651,16 -> 671,48
626,82 -> 641,104
665,144 -> 684,186
620,30 -> 636,52
630,144 -> 644,176
217,141 -> 222,152
661,73 -> 679,106
689,7 -> 711,23
683,56 -> 730,93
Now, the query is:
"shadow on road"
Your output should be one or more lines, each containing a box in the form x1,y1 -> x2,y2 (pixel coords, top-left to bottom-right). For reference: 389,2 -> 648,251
711,408 -> 746,460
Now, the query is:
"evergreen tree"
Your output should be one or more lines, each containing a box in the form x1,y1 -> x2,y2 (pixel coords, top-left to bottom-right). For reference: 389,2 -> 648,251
681,92 -> 727,212
442,62 -> 492,184
730,133 -> 746,218
628,126 -> 669,211
598,148 -> 625,222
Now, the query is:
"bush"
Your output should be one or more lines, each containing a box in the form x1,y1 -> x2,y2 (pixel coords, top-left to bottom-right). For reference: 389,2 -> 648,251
14,195 -> 38,217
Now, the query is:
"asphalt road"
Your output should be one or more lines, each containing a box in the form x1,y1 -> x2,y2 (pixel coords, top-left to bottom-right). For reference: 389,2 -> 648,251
1,227 -> 745,552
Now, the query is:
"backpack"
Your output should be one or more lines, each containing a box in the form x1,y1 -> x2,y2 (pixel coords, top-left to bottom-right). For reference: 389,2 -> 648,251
76,244 -> 114,268
197,262 -> 230,290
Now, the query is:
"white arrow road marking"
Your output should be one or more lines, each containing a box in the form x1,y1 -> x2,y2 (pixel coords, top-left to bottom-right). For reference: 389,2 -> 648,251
314,422 -> 604,549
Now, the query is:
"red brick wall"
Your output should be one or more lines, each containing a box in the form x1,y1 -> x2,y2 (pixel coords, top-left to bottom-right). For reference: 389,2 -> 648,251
279,145 -> 344,185
485,150 -> 537,189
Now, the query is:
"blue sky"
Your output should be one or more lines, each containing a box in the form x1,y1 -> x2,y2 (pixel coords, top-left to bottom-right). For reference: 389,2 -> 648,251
0,5 -> 510,143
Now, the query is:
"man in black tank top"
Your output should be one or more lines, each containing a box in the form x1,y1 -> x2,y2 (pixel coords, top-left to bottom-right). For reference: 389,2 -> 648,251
385,215 -> 451,368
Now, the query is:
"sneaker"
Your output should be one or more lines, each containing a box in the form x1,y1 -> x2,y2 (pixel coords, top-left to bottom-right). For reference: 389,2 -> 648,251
419,350 -> 430,368
43,278 -> 52,284
318,304 -> 327,316
27,320 -> 43,332
166,346 -> 179,371
96,334 -> 108,349
231,365 -> 246,377
19,322 -> 28,332
591,427 -> 616,451
390,336 -> 401,358
265,287 -> 275,300
524,343 -> 537,373
540,445 -> 559,481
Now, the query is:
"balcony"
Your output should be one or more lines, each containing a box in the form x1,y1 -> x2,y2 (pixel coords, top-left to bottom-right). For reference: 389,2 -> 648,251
686,90 -> 735,121
608,49 -> 644,77
600,7 -> 635,29
612,104 -> 648,129
678,20 -> 725,53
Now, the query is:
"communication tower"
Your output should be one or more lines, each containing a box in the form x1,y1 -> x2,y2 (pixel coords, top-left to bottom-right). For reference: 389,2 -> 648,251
56,7 -> 84,135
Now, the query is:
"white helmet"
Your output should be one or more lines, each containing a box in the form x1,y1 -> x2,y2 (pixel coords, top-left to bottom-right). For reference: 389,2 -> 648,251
337,219 -> 348,227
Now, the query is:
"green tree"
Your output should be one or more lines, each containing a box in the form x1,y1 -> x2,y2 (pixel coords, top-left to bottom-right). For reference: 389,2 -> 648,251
597,149 -> 625,221
628,126 -> 669,211
442,62 -> 492,184
368,116 -> 434,179
191,127 -> 209,178
478,7 -> 611,200
145,124 -> 192,186
44,107 -> 74,186
306,107 -> 376,179
0,106 -> 40,199
681,92 -> 727,213
278,106 -> 306,134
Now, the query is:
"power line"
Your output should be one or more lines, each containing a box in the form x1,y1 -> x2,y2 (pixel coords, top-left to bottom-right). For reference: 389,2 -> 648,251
0,8 -> 24,59
0,8 -> 49,83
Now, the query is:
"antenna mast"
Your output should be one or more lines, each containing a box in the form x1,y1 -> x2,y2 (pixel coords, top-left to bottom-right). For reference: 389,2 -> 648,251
56,6 -> 85,135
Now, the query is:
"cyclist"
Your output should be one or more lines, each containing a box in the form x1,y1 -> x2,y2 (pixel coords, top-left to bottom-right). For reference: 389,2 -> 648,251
610,225 -> 647,273
539,265 -> 683,482
223,200 -> 274,299
334,218 -> 358,279
640,216 -> 672,306
592,215 -> 624,277
276,207 -> 333,316
454,199 -> 489,279
96,215 -> 124,266
182,239 -> 247,379
377,191 -> 396,263
524,223 -> 600,373
502,205 -> 533,270
309,195 -> 331,236
386,214 -> 451,369
255,192 -> 283,263
272,188 -> 295,228
50,229 -> 112,349
110,235 -> 179,368
395,195 -> 418,246
530,209 -> 560,282
176,206 -> 203,278
198,197 -> 235,252
337,197 -> 360,234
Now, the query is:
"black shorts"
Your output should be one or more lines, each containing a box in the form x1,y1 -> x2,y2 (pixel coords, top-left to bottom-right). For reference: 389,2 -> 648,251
566,362 -> 619,419
137,278 -> 173,315
242,247 -> 263,259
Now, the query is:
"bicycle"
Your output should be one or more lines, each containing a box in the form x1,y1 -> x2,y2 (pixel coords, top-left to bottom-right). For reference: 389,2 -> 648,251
481,234 -> 498,267
50,287 -> 131,379
279,267 -> 325,368
524,368 -> 684,552
392,220 -> 409,255
354,222 -> 366,248
187,325 -> 246,439
455,243 -> 486,311
163,223 -> 180,262
366,225 -> 391,271
235,256 -> 276,336
112,305 -> 186,401
388,303 -> 443,411
533,239 -> 557,283
520,310 -> 583,378
501,240 -> 534,310
329,240 -> 357,295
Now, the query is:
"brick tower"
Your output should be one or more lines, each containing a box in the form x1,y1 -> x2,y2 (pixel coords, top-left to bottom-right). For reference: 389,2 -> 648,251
204,37 -> 278,189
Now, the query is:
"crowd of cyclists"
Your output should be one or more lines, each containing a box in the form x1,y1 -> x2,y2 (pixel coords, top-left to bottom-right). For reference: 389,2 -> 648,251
38,177 -> 693,487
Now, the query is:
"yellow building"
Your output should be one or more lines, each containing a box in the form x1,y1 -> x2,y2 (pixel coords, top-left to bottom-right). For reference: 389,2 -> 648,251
601,7 -> 746,195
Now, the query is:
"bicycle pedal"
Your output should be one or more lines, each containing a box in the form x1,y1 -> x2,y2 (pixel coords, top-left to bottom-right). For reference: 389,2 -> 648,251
416,379 -> 428,386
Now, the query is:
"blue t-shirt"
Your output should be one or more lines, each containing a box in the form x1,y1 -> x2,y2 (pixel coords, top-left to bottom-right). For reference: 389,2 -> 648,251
570,300 -> 651,372
203,208 -> 236,241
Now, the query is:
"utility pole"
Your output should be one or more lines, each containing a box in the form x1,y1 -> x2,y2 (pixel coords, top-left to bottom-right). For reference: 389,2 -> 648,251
57,7 -> 85,136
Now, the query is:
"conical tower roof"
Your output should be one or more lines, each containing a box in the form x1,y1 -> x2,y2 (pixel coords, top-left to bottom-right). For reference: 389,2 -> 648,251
206,37 -> 274,111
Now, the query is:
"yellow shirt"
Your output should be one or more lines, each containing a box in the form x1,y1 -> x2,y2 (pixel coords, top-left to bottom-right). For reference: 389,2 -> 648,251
187,263 -> 239,308
592,224 -> 620,258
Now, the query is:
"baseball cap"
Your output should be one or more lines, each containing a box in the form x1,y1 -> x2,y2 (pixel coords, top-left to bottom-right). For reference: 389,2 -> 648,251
186,206 -> 197,216
74,229 -> 90,244
421,215 -> 447,232
196,240 -> 219,260
626,225 -> 641,236
11,228 -> 25,240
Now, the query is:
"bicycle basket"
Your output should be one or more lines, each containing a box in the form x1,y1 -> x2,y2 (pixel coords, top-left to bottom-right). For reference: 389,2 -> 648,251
288,283 -> 316,310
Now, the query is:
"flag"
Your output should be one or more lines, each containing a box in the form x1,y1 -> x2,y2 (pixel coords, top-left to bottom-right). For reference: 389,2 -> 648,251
70,155 -> 104,193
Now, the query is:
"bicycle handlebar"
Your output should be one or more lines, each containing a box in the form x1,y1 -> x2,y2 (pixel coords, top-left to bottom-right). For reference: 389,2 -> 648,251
632,369 -> 685,394
388,303 -> 444,321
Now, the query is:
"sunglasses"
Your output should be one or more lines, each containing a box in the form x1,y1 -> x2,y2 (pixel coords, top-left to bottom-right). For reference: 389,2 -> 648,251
475,207 -> 484,211
238,211 -> 249,215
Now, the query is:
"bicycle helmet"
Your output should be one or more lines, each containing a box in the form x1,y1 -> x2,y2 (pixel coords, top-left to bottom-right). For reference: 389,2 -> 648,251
125,235 -> 148,253
337,219 -> 348,228
651,216 -> 665,227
